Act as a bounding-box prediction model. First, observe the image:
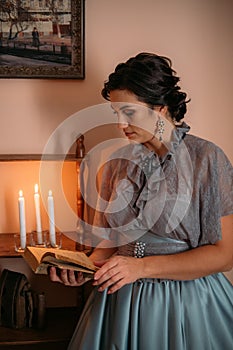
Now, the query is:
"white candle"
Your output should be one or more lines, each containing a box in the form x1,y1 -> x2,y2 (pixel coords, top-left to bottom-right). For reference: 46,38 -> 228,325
18,190 -> 26,249
48,190 -> 56,246
34,184 -> 43,244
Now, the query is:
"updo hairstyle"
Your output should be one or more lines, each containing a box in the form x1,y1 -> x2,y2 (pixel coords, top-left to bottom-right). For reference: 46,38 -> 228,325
101,52 -> 189,122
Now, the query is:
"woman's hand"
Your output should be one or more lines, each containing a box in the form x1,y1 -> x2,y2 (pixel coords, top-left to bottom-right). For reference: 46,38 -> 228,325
49,266 -> 91,286
93,255 -> 144,294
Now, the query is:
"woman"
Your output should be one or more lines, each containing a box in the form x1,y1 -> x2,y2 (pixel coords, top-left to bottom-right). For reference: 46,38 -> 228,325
50,53 -> 233,350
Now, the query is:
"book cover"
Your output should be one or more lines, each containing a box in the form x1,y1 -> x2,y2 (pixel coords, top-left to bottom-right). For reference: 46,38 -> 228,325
23,246 -> 98,275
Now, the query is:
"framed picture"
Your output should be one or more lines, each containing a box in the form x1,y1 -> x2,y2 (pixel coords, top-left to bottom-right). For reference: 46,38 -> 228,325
0,0 -> 85,79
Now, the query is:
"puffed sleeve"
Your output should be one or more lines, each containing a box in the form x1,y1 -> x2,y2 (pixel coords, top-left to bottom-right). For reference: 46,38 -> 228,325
217,148 -> 233,216
198,144 -> 233,246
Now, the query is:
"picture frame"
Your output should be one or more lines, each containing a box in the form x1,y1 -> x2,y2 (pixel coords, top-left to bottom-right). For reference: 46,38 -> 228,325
0,0 -> 85,79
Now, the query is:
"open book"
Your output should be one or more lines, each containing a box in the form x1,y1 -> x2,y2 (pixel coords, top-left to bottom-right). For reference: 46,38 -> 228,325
23,246 -> 98,276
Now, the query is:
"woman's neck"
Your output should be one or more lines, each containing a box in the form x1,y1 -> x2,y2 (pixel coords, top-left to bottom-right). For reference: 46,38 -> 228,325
143,137 -> 168,158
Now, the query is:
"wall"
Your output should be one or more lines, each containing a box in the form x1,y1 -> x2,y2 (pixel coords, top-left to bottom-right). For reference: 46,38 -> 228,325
1,0 -> 233,158
0,161 -> 78,233
0,0 -> 232,295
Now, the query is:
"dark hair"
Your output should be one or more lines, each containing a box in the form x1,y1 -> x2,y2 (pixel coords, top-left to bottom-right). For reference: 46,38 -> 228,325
101,52 -> 190,122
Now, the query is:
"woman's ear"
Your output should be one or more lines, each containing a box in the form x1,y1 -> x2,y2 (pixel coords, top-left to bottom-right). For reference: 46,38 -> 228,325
154,106 -> 173,124
153,106 -> 168,116
158,106 -> 168,116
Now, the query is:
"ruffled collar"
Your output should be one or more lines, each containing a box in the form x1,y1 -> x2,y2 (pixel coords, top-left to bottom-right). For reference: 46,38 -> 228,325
127,122 -> 190,178
103,122 -> 191,241
164,121 -> 190,157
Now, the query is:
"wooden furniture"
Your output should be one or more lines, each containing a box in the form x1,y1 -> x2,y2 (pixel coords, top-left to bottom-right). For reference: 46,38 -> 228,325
0,141 -> 93,349
0,233 -> 93,349
0,307 -> 80,350
0,233 -> 77,258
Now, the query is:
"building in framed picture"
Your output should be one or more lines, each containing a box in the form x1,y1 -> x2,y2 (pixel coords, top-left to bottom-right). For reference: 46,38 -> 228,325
0,0 -> 84,79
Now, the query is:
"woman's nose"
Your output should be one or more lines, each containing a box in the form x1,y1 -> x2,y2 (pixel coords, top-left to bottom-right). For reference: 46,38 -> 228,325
117,114 -> 129,129
118,121 -> 129,129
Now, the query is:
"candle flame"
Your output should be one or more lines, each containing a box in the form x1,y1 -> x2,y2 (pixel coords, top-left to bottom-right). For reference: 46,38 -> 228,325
19,190 -> 23,197
34,184 -> 39,193
48,190 -> 53,196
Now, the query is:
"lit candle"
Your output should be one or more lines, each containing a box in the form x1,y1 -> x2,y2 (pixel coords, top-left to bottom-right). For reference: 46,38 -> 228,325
48,190 -> 56,246
34,184 -> 43,244
18,190 -> 26,249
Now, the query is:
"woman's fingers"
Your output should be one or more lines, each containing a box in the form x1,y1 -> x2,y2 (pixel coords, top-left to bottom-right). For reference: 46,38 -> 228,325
93,256 -> 142,293
93,259 -> 117,282
49,266 -> 61,282
49,267 -> 90,286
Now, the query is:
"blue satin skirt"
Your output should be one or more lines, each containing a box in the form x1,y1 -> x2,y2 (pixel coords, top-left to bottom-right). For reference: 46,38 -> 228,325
68,273 -> 233,350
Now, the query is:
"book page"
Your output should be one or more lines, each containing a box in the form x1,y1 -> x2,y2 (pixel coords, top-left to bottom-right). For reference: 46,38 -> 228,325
42,255 -> 96,274
25,246 -> 48,263
54,250 -> 97,271
23,246 -> 98,274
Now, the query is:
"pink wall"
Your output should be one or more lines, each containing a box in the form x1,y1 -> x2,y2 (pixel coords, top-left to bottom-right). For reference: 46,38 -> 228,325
0,0 -> 232,158
0,0 -> 232,285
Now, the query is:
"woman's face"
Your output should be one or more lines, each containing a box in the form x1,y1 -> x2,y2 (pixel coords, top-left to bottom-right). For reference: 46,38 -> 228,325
110,89 -> 164,145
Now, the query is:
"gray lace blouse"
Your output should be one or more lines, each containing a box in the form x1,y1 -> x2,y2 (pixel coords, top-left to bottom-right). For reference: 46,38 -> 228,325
92,123 -> 233,251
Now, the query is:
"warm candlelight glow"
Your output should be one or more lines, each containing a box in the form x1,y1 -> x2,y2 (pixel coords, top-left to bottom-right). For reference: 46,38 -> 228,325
34,184 -> 39,193
34,183 -> 42,243
18,189 -> 26,249
48,190 -> 56,246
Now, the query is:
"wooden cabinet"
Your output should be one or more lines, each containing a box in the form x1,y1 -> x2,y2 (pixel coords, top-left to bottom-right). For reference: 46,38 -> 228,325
0,150 -> 92,348
0,233 -> 77,258
0,234 -> 88,349
0,307 -> 80,350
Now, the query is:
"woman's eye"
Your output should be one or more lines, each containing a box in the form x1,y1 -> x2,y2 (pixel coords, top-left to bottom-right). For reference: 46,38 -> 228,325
111,109 -> 135,120
123,109 -> 135,117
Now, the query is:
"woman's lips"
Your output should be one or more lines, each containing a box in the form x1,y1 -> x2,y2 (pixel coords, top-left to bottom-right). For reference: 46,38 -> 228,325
124,132 -> 136,138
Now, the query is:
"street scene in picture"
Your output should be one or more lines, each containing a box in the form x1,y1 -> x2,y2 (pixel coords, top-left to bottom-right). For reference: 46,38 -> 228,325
0,0 -> 71,66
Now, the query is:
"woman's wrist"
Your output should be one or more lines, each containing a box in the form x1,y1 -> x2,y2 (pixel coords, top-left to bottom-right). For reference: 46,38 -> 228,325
89,247 -> 117,262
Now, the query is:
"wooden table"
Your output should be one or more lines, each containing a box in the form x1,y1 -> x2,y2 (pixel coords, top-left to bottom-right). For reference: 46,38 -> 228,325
0,307 -> 80,350
0,233 -> 93,349
0,233 -> 77,258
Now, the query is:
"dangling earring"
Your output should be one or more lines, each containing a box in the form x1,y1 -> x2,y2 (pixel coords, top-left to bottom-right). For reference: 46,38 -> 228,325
156,117 -> 165,141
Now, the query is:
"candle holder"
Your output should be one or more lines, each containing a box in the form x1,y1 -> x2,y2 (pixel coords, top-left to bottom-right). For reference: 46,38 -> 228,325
45,231 -> 62,249
14,233 -> 28,253
30,231 -> 48,247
